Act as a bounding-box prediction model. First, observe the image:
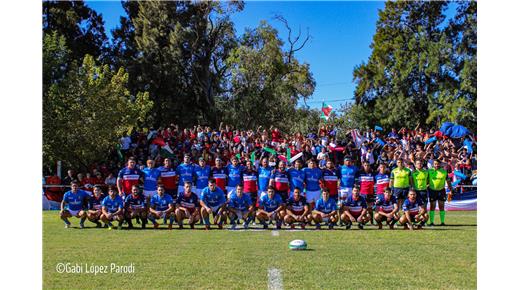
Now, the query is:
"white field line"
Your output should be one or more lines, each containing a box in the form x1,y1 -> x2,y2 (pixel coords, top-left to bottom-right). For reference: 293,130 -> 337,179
271,230 -> 280,236
267,268 -> 284,290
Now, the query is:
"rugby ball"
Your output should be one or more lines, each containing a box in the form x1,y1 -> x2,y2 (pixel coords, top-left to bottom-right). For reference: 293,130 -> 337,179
289,239 -> 307,251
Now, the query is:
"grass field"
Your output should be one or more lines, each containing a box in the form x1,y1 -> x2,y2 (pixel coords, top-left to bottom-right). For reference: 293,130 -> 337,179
43,210 -> 476,289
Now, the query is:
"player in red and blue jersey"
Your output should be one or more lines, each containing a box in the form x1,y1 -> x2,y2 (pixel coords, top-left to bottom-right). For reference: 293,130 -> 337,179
358,161 -> 376,224
269,161 -> 290,202
116,157 -> 144,197
176,154 -> 196,195
312,188 -> 338,230
228,184 -> 254,230
101,186 -> 125,230
211,158 -> 228,192
287,159 -> 305,198
375,163 -> 390,202
340,187 -> 369,230
143,159 -> 161,199
87,185 -> 105,227
149,185 -> 175,230
338,156 -> 359,201
157,158 -> 178,198
200,178 -> 228,230
124,185 -> 148,229
242,160 -> 259,207
193,157 -> 210,198
257,186 -> 285,229
374,187 -> 399,229
258,157 -> 273,199
226,156 -> 244,197
321,160 -> 339,201
284,188 -> 311,229
60,181 -> 89,228
303,159 -> 323,206
175,182 -> 200,229
399,190 -> 428,230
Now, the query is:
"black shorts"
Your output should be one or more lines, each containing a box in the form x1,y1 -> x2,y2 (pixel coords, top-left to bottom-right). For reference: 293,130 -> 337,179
392,187 -> 409,200
416,190 -> 429,204
429,189 -> 447,202
362,194 -> 376,204
165,189 -> 177,199
276,191 -> 288,202
246,192 -> 258,207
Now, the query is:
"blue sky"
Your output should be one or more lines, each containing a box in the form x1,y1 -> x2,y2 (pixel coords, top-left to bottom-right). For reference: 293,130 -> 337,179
85,1 -> 386,109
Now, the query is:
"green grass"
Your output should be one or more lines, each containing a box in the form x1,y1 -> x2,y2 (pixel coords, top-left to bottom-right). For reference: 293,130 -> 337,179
43,211 -> 476,289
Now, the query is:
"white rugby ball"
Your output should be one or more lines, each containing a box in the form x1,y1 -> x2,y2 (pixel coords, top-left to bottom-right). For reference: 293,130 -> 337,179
289,239 -> 307,250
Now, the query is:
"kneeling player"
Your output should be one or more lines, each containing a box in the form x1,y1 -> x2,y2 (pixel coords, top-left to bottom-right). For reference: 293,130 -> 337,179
313,188 -> 338,230
60,181 -> 89,228
228,184 -> 254,230
340,187 -> 369,229
101,186 -> 124,230
257,186 -> 285,229
124,185 -> 148,229
87,185 -> 105,227
149,185 -> 175,229
399,190 -> 428,230
200,178 -> 228,230
374,187 -> 399,229
284,188 -> 311,229
175,182 -> 201,229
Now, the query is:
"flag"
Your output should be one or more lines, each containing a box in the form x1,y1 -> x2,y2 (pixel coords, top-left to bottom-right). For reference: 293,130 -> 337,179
263,147 -> 277,155
374,125 -> 383,131
286,148 -> 291,161
320,102 -> 333,121
375,137 -> 386,146
250,151 -> 256,162
153,137 -> 175,157
289,152 -> 303,163
116,144 -> 124,162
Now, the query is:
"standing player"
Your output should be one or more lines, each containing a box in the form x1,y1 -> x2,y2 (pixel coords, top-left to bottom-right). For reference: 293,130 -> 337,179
177,154 -> 195,196
124,185 -> 148,229
374,187 -> 399,229
257,186 -> 285,229
375,163 -> 390,202
148,185 -> 175,229
304,159 -> 323,208
200,178 -> 228,230
242,160 -> 259,203
193,157 -> 210,198
428,159 -> 453,226
269,161 -> 290,202
226,156 -> 244,197
284,188 -> 311,229
390,159 -> 413,210
258,157 -> 273,199
287,159 -> 305,199
312,188 -> 338,230
340,187 -> 369,230
116,157 -> 144,198
87,185 -> 105,227
399,190 -> 428,230
175,182 -> 201,229
321,160 -> 339,202
338,156 -> 359,201
100,186 -> 125,230
211,157 -> 228,192
358,161 -> 376,224
412,160 -> 429,206
228,184 -> 254,229
60,181 -> 89,228
157,158 -> 178,199
142,159 -> 161,199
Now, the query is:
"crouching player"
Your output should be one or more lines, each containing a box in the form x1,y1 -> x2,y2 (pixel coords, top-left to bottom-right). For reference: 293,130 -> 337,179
87,185 -> 105,227
228,184 -> 254,230
284,188 -> 311,229
60,181 -> 89,228
374,187 -> 399,229
101,186 -> 124,230
313,188 -> 339,230
399,190 -> 428,230
124,185 -> 148,229
257,186 -> 285,229
200,178 -> 228,230
175,182 -> 201,229
340,187 -> 369,230
148,185 -> 175,229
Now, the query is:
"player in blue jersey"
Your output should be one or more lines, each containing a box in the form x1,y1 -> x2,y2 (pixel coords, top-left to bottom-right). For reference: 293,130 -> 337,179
257,157 -> 273,199
176,154 -> 195,195
257,186 -> 285,229
399,190 -> 428,230
200,178 -> 228,230
87,185 -> 105,227
338,156 -> 359,201
284,187 -> 311,229
228,184 -> 254,230
374,187 -> 399,229
340,187 -> 369,230
101,186 -> 125,230
148,185 -> 175,230
303,159 -> 323,207
193,157 -> 210,198
312,188 -> 338,230
287,159 -> 305,198
124,185 -> 148,229
60,181 -> 89,228
175,182 -> 201,229
226,156 -> 244,197
142,159 -> 161,199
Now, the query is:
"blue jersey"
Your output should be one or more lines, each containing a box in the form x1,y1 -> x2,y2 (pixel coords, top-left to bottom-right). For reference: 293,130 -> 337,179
143,167 -> 161,191
304,167 -> 322,191
259,194 -> 283,212
124,194 -> 146,209
339,165 -> 359,188
200,186 -> 227,207
88,194 -> 105,210
176,163 -> 195,185
63,190 -> 89,211
315,198 -> 337,213
226,164 -> 244,187
287,168 -> 305,191
150,194 -> 174,211
258,166 -> 273,192
102,195 -> 124,213
402,198 -> 424,215
343,196 -> 368,214
228,193 -> 252,211
375,195 -> 397,213
176,193 -> 200,212
194,165 -> 211,189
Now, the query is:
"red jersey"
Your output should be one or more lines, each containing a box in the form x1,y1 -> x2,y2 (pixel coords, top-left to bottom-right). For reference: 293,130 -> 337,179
211,167 -> 228,191
242,169 -> 258,193
158,166 -> 177,190
359,171 -> 375,195
322,169 -> 339,197
117,167 -> 143,194
271,169 -> 289,192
